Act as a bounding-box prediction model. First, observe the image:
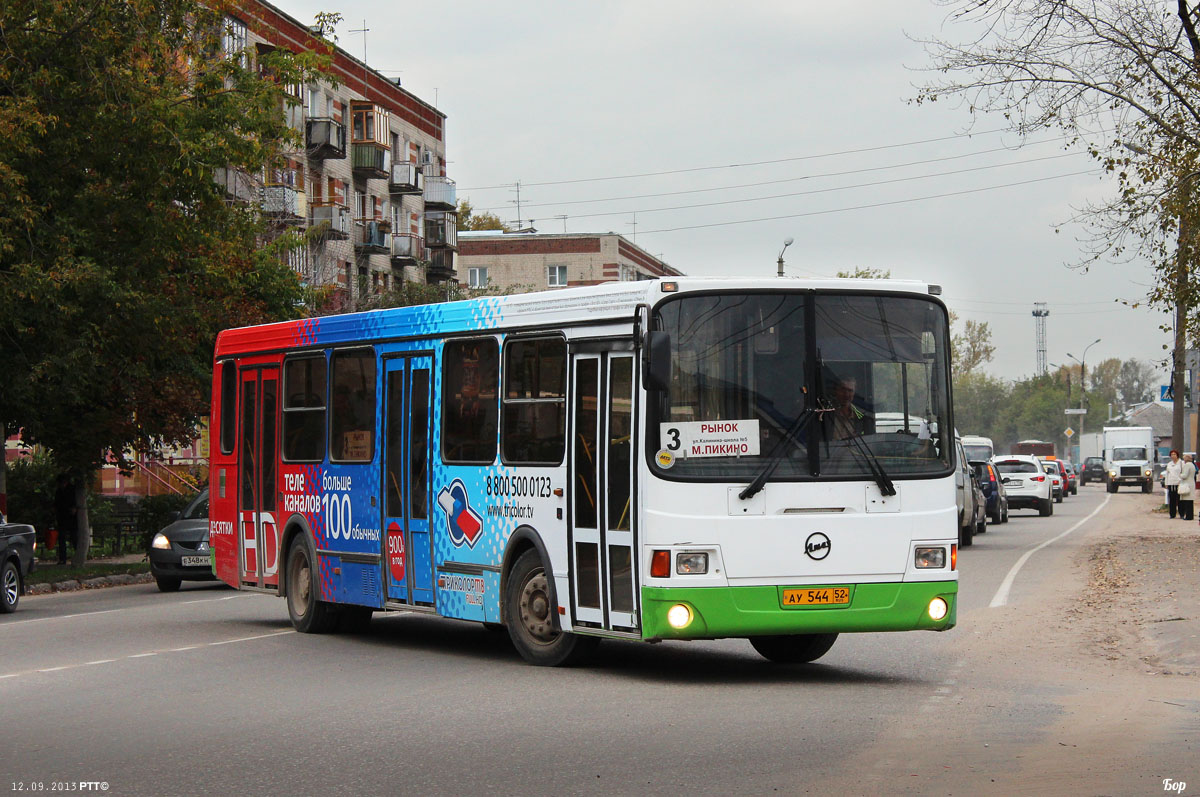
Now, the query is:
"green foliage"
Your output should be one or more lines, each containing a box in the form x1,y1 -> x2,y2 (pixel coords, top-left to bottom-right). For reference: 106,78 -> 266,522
835,267 -> 892,279
0,0 -> 330,474
5,452 -> 57,531
457,199 -> 512,232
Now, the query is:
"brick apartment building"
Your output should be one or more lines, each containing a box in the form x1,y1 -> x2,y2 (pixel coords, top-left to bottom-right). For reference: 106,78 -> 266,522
223,0 -> 458,301
456,231 -> 683,291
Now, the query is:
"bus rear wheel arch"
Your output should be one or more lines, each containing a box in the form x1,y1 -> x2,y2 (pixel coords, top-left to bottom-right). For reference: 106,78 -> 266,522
749,633 -> 838,663
504,549 -> 598,666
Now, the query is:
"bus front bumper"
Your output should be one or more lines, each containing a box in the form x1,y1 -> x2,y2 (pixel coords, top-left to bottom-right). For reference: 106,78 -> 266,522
640,581 -> 957,640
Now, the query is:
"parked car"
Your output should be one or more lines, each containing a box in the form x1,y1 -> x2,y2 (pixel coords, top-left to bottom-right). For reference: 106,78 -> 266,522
994,455 -> 1055,516
1,514 -> 37,613
1038,457 -> 1064,503
1080,456 -> 1105,485
972,460 -> 1009,525
148,488 -> 215,592
956,439 -> 986,546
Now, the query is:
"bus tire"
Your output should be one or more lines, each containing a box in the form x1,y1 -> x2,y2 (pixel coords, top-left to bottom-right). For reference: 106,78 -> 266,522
286,535 -> 338,634
749,633 -> 838,664
505,549 -> 598,666
1039,497 -> 1052,517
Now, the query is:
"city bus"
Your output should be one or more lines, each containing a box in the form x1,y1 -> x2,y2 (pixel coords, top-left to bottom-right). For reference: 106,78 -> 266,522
209,277 -> 958,666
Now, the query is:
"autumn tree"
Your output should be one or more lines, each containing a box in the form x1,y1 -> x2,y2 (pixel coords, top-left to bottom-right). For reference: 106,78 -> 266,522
0,0 -> 329,561
457,199 -> 512,232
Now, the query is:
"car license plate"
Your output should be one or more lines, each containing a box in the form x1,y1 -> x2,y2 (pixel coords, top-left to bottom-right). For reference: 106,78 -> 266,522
181,555 -> 210,567
1003,478 -> 1020,486
782,587 -> 850,606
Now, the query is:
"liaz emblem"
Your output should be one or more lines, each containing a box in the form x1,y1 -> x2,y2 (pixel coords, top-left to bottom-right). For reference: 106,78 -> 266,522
437,479 -> 484,548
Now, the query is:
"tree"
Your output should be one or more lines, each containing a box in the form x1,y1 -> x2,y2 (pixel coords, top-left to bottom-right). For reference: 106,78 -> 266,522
1117,358 -> 1157,408
1085,357 -> 1123,416
952,371 -> 1011,440
0,0 -> 329,562
916,0 -> 1200,458
952,318 -> 996,376
835,267 -> 892,279
457,199 -> 512,232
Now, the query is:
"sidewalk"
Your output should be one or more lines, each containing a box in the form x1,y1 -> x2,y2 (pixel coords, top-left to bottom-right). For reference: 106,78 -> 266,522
26,552 -> 152,596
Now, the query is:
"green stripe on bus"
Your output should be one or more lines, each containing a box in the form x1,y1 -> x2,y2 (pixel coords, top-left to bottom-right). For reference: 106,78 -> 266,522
640,581 -> 957,640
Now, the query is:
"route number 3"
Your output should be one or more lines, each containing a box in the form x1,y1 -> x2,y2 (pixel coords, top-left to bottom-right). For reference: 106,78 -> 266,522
665,427 -> 681,451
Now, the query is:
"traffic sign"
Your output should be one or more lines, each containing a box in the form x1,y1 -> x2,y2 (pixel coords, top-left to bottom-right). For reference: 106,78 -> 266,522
1064,428 -> 1075,438
1064,408 -> 1088,415
1161,385 -> 1173,402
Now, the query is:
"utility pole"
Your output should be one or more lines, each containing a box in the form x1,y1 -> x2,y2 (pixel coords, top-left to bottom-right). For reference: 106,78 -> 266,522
1033,303 -> 1049,376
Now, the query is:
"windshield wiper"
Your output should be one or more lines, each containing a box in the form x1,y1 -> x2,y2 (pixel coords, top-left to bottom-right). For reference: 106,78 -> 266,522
842,430 -> 897,497
739,408 -> 818,501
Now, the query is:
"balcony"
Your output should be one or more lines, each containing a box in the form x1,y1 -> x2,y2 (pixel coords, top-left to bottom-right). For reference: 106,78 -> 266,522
423,175 -> 456,210
390,233 -> 423,266
426,248 -> 456,283
306,118 -> 346,160
424,211 -> 457,249
261,185 -> 306,219
355,220 -> 390,254
352,144 -> 388,180
309,203 -> 351,239
389,162 -> 424,195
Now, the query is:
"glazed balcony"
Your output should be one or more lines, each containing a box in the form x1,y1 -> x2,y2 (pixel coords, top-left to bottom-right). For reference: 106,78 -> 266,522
424,211 -> 457,249
423,175 -> 456,210
261,184 -> 306,218
306,118 -> 346,160
309,203 -> 351,239
390,232 -> 423,265
352,144 -> 388,180
355,219 -> 390,254
389,162 -> 424,195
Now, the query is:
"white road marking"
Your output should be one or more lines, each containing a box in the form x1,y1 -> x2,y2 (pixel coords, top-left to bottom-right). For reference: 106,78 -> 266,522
989,494 -> 1112,608
0,629 -> 294,681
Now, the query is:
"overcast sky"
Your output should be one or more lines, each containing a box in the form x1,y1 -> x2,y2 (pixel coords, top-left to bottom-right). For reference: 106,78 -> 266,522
282,0 -> 1171,383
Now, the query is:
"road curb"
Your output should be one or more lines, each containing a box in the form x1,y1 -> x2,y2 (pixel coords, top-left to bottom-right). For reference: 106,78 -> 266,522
27,572 -> 155,595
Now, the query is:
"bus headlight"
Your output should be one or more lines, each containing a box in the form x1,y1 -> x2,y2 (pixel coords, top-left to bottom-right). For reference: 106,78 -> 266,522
151,533 -> 171,550
666,604 -> 693,629
914,547 -> 946,569
676,552 -> 708,575
928,597 -> 949,621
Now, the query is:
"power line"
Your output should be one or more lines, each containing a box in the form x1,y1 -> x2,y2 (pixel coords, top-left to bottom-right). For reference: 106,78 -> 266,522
461,124 -> 1050,192
632,170 -> 1101,236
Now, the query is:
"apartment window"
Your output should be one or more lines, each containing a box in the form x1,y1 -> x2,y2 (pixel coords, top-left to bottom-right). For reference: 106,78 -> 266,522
547,265 -> 568,287
502,337 -> 566,464
442,339 -> 499,464
468,267 -> 489,288
329,349 -> 376,463
282,356 -> 327,462
222,17 -> 247,64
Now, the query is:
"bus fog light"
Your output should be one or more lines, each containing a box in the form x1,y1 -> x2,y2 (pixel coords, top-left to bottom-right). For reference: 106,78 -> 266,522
676,552 -> 708,574
928,597 -> 949,621
666,604 -> 692,629
914,547 -> 946,569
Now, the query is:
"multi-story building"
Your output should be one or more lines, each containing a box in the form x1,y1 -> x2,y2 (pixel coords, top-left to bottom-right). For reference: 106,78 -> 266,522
225,1 -> 458,302
456,231 -> 682,292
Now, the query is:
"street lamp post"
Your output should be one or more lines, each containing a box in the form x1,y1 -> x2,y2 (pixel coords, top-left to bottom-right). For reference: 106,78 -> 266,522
777,237 -> 794,277
1067,338 -> 1101,462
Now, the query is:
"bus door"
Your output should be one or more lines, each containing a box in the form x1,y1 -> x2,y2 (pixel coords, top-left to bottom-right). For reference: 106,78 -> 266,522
238,366 -> 281,588
381,354 -> 435,605
570,347 -> 639,631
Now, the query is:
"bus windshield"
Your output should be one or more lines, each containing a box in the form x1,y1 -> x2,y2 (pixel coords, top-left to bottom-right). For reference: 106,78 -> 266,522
652,291 -> 952,481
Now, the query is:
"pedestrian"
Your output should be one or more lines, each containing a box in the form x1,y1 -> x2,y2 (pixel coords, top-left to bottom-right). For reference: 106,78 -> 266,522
53,473 -> 77,565
1164,449 -> 1182,518
1180,454 -> 1196,521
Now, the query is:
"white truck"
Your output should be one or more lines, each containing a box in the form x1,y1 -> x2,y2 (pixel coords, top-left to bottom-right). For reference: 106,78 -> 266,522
1102,426 -> 1155,493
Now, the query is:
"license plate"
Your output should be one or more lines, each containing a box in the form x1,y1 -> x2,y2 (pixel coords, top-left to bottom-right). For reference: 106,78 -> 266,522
181,555 -> 210,567
782,586 -> 851,606
1003,478 -> 1020,486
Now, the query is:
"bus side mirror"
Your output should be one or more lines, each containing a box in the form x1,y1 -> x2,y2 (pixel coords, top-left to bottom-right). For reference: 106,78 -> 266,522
644,331 -> 671,393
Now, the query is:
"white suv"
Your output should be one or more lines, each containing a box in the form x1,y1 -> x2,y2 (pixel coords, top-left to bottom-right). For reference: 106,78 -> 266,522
993,455 -> 1054,517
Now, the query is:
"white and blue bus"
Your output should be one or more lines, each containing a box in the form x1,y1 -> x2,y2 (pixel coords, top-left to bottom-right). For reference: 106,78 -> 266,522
210,277 -> 958,665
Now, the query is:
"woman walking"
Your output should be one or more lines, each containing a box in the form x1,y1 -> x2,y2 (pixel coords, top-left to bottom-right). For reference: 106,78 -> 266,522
1164,449 -> 1182,518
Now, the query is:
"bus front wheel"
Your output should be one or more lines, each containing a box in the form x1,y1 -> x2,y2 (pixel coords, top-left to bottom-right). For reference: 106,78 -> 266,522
505,549 -> 598,666
286,536 -> 339,634
750,633 -> 838,664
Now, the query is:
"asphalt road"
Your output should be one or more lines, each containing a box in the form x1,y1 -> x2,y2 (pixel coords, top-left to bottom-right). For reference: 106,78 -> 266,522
1,485 -> 1195,796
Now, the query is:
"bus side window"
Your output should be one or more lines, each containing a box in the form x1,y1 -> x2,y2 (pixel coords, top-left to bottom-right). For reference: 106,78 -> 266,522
442,338 -> 499,464
282,356 -> 327,462
219,360 -> 236,455
502,337 -> 566,464
330,349 -> 376,463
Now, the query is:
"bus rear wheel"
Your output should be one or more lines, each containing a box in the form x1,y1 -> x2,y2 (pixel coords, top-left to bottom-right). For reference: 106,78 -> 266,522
286,536 -> 338,634
750,633 -> 838,664
505,550 -> 598,666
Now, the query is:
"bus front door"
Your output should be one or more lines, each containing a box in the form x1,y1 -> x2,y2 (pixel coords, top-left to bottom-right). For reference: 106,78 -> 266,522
381,354 -> 435,606
238,366 -> 281,589
570,349 -> 639,632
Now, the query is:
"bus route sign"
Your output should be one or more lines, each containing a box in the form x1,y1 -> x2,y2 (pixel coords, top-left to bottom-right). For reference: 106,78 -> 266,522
659,420 -> 760,459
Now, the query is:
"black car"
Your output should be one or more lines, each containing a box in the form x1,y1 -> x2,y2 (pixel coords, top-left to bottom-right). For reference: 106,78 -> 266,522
1,515 -> 37,612
1080,456 -> 1105,486
148,488 -> 215,592
972,460 -> 1009,524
